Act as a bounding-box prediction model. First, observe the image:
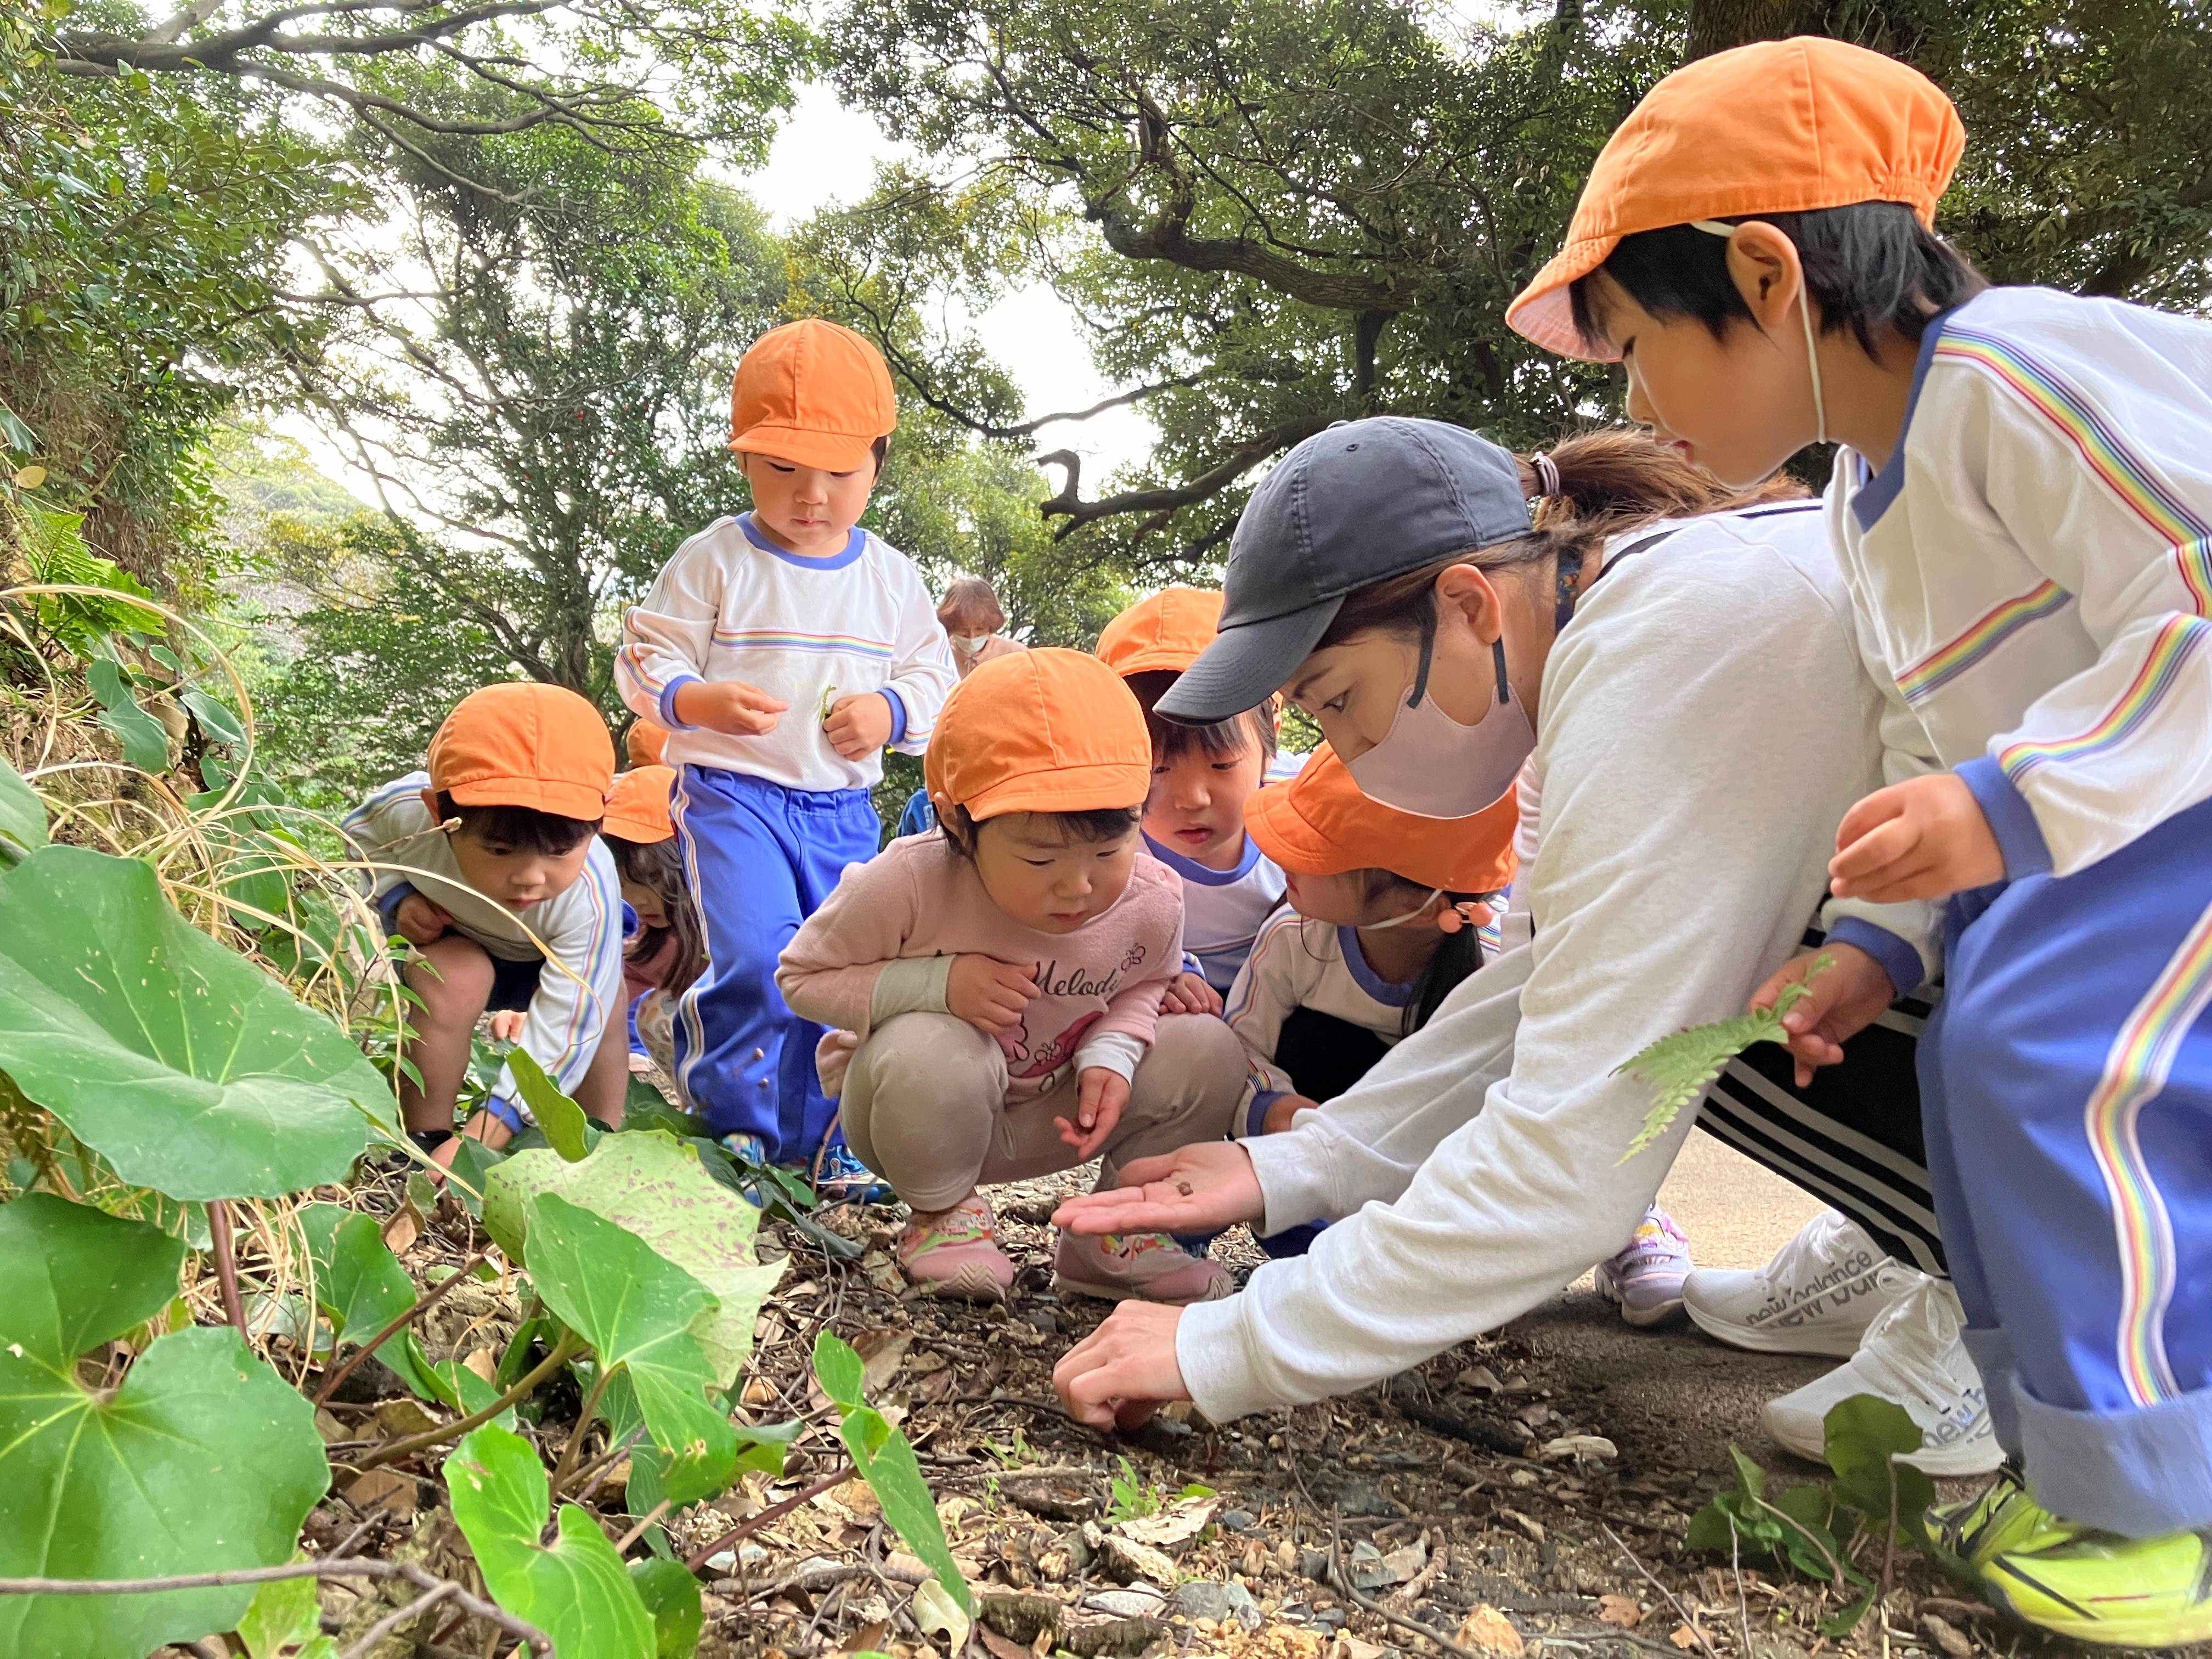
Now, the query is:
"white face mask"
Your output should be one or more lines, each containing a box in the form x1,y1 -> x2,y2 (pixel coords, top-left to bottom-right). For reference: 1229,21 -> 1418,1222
949,632 -> 990,653
1690,219 -> 1826,445
1344,635 -> 1535,820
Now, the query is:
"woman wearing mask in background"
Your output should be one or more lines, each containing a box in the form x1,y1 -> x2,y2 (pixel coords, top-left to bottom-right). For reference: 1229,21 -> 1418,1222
1052,419 -> 1995,1477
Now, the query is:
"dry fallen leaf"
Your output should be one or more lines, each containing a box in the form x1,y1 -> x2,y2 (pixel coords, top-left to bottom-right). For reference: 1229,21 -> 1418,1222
342,1468 -> 419,1518
854,1327 -> 913,1394
380,1205 -> 421,1254
912,1578 -> 973,1654
1596,1594 -> 1643,1629
1117,1497 -> 1216,1550
840,1619 -> 890,1653
977,1625 -> 1031,1659
1669,1624 -> 1700,1650
1453,1605 -> 1525,1657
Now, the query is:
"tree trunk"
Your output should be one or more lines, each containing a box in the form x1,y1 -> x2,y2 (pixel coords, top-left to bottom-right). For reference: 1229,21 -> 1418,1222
1686,0 -> 1804,59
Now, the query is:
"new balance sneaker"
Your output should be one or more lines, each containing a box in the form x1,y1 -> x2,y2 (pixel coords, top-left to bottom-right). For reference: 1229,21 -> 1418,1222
1594,1206 -> 1692,1328
1684,1209 -> 1914,1357
1978,1503 -> 2212,1648
1054,1230 -> 1234,1305
1763,1276 -> 2002,1475
898,1193 -> 1015,1301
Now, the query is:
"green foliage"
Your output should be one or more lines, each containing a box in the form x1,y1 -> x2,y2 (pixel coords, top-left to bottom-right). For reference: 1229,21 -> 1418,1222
0,1195 -> 330,1659
235,1568 -> 323,1658
630,1556 -> 706,1658
0,749 -> 46,865
524,1194 -> 738,1505
1616,958 -> 1832,1161
510,1049 -> 599,1164
446,1425 -> 657,1659
0,845 -> 399,1198
86,653 -> 172,772
814,1330 -> 973,1615
484,1130 -> 784,1385
298,1201 -> 443,1400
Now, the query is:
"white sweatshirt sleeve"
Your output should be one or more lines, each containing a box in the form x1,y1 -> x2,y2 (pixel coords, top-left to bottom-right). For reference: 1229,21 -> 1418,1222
1176,537 -> 1893,1423
617,531 -> 721,729
489,848 -> 626,1123
880,563 -> 957,755
1221,908 -> 1316,1097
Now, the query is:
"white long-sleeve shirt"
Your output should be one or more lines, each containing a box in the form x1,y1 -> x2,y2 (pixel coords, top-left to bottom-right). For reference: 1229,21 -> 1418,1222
616,514 -> 956,791
1831,286 -> 2212,881
1175,504 -> 1931,1423
344,774 -> 625,1124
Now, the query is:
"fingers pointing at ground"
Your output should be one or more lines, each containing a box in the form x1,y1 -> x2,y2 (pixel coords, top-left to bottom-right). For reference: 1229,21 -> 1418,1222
1051,1300 -> 1192,1430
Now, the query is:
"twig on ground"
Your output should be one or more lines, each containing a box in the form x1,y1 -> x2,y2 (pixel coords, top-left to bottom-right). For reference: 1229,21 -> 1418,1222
682,1463 -> 857,1572
549,1360 -> 615,1494
724,1556 -> 930,1609
340,1579 -> 456,1658
1285,1444 -> 1480,1659
615,1498 -> 674,1554
207,1198 -> 249,1339
1732,1525 -> 1753,1656
353,1331 -> 584,1472
1602,1523 -> 1721,1659
314,1248 -> 492,1408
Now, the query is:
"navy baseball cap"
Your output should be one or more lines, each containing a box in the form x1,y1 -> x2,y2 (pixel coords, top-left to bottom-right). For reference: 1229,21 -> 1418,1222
1158,417 -> 1532,723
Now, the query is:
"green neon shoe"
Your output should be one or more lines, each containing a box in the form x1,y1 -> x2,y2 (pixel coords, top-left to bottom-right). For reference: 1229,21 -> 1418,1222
1977,1506 -> 2212,1648
1929,1465 -> 2048,1568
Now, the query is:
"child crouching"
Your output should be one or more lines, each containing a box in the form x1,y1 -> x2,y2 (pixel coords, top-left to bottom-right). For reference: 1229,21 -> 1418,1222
777,649 -> 1249,1303
599,764 -> 707,1079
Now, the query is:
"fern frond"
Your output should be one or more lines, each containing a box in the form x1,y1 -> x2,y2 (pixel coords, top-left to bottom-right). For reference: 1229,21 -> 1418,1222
1615,957 -> 1832,1161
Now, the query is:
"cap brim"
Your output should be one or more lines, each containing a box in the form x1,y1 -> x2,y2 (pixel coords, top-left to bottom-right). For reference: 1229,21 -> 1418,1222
1155,601 -> 1340,725
601,810 -> 672,844
963,761 -> 1150,822
730,423 -> 879,472
1242,783 -> 1356,878
1504,236 -> 1622,363
445,777 -> 611,822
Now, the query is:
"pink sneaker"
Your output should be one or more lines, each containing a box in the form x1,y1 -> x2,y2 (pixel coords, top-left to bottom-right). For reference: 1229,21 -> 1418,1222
1594,1206 -> 1692,1328
1054,1231 -> 1234,1305
898,1194 -> 1015,1301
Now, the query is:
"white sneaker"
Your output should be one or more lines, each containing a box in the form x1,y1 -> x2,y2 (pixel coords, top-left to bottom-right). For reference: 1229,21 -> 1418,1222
1762,1277 -> 2002,1476
1594,1207 -> 1692,1328
1683,1209 -> 1914,1358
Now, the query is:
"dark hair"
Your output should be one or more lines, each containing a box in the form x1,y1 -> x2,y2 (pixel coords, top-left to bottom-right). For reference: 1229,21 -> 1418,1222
1316,427 -> 1805,652
605,833 -> 708,997
1122,670 -> 1277,764
433,791 -> 599,855
1568,201 -> 1987,359
939,802 -> 1143,860
871,434 -> 889,475
1321,870 -> 1489,1037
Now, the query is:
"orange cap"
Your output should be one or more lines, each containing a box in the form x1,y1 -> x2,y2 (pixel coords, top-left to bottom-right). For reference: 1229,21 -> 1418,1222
428,683 -> 615,822
729,318 -> 898,472
924,648 -> 1150,821
1245,743 -> 1517,896
603,765 -> 676,844
1506,38 -> 1965,361
624,718 -> 668,769
1096,586 -> 1223,679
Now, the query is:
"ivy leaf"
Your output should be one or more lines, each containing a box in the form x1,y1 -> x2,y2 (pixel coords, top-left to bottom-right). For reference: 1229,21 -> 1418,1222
446,1424 -> 655,1659
1616,956 -> 1832,1160
524,1194 -> 737,1506
814,1331 -> 972,1615
1823,1394 -> 1937,1548
630,1558 -> 704,1658
298,1201 -> 441,1400
0,1196 -> 330,1659
485,1130 -> 783,1386
0,846 -> 399,1198
508,1047 -> 596,1163
87,655 -> 171,773
236,1567 -> 321,1657
179,686 -> 247,746
0,751 -> 47,867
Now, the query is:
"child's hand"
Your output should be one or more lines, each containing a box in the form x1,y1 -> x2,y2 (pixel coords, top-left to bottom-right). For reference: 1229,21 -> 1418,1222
823,692 -> 894,759
674,678 -> 787,736
1059,1067 -> 1131,1160
1830,774 -> 2004,902
946,953 -> 1039,1035
1161,971 -> 1223,1017
1260,1091 -> 1321,1136
487,1009 -> 526,1043
393,891 -> 453,945
1749,944 -> 1898,1087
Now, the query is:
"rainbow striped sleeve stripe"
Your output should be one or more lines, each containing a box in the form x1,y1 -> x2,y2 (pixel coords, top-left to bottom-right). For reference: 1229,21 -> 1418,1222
1895,578 -> 2073,706
1936,328 -> 2212,614
1998,614 -> 2210,783
710,627 -> 894,659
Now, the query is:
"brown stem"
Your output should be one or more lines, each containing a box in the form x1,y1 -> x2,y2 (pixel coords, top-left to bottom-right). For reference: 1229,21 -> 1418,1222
549,1360 -> 615,1494
314,1249 -> 493,1408
353,1331 -> 584,1472
339,1579 -> 456,1659
681,1463 -> 855,1572
207,1199 -> 249,1340
614,1498 -> 674,1554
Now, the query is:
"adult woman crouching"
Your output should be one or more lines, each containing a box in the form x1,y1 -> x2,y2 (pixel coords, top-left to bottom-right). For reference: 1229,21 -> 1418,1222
1052,419 -> 1991,1474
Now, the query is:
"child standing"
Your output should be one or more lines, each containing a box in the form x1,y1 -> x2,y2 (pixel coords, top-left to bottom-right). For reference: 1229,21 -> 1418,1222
345,682 -> 627,1157
777,650 -> 1251,1303
1097,586 -> 1286,1011
617,319 -> 955,1182
1511,37 -> 2212,1642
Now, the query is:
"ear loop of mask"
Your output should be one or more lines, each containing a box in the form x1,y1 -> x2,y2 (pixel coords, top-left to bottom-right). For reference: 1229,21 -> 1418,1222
1407,607 -> 1512,713
1690,219 -> 1826,445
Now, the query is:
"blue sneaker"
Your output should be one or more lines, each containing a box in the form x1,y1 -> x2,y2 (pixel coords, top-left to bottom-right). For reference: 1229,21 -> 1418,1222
812,1132 -> 893,1206
716,1131 -> 772,1207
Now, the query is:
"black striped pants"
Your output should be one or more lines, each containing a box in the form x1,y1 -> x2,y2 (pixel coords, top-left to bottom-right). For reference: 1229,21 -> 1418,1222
1699,945 -> 1945,1277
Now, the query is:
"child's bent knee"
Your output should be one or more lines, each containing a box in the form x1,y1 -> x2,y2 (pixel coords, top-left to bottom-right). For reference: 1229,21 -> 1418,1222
402,939 -> 495,1022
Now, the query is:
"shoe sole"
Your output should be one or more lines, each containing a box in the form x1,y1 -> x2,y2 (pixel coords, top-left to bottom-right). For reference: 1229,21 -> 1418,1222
1054,1272 -> 1235,1307
1768,1413 -> 2004,1476
1684,1298 -> 1871,1358
1983,1576 -> 2212,1650
1596,1277 -> 1688,1329
909,1264 -> 1009,1303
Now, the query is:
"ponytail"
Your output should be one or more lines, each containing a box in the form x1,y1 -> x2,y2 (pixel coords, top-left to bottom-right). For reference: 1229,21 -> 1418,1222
1317,428 -> 1804,648
1404,894 -> 1487,1037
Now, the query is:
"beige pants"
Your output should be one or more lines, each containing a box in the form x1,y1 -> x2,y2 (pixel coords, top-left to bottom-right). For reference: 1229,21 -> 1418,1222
838,1012 -> 1249,1212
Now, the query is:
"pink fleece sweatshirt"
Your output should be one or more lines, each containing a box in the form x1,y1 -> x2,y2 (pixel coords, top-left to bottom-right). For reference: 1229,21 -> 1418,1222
776,832 -> 1183,1103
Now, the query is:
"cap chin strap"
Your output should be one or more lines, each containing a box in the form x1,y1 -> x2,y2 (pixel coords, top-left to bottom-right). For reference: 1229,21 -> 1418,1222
1690,219 -> 1826,445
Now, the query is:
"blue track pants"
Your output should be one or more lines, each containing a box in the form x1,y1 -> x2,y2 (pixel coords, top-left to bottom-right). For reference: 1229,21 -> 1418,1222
1923,792 -> 2212,1534
669,767 -> 879,1158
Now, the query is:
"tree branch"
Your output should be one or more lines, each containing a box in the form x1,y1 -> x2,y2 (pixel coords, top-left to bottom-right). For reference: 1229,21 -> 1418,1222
1037,413 -> 1331,539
